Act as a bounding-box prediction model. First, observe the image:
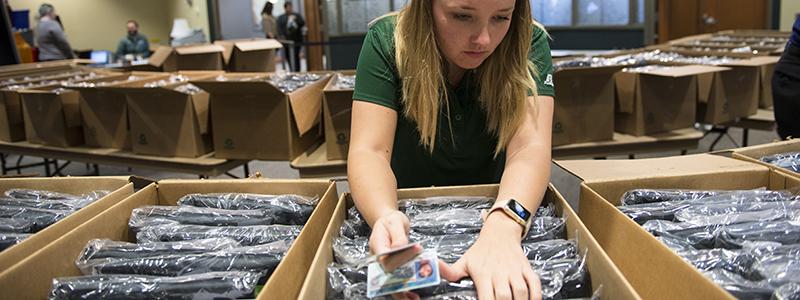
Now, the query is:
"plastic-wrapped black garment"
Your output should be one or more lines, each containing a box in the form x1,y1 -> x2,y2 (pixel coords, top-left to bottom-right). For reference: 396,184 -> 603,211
0,207 -> 72,232
48,271 -> 261,300
0,217 -> 36,233
346,199 -> 557,224
332,234 -> 578,267
642,220 -> 722,249
5,189 -> 109,202
128,206 -> 287,231
742,241 -> 800,258
676,249 -> 761,281
136,224 -> 302,246
620,189 -> 722,206
338,218 -> 372,240
761,152 -> 800,173
619,191 -> 798,224
81,240 -> 291,278
0,233 -> 30,251
176,193 -> 316,225
772,282 -> 800,300
410,210 -> 566,242
674,201 -> 800,226
76,238 -> 241,266
716,221 -> 800,249
0,197 -> 95,210
331,258 -> 590,300
701,269 -> 775,300
753,253 -> 800,288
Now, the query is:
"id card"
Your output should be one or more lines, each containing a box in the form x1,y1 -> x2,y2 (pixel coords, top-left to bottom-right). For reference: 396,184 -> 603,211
366,249 -> 441,298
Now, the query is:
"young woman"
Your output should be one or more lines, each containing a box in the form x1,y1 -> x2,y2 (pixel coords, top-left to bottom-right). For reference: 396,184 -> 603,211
348,0 -> 555,299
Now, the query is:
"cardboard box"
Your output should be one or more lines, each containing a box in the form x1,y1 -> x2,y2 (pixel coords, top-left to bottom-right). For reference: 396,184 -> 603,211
119,72 -> 220,158
553,64 -> 623,146
731,139 -> 800,180
614,65 -> 725,136
215,39 -> 283,72
0,176 -> 134,272
73,72 -> 170,149
18,74 -> 128,147
557,155 -> 800,299
322,71 -> 355,160
296,183 -> 642,299
191,72 -> 330,160
146,45 -> 225,72
0,179 -> 338,300
0,61 -> 76,78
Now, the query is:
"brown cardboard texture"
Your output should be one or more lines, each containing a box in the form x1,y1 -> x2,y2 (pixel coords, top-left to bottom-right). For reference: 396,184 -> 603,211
614,65 -> 724,136
147,45 -> 176,71
173,44 -> 225,71
323,71 -> 355,160
215,39 -> 283,72
191,72 -> 330,160
75,73 -> 171,149
732,139 -> 800,180
297,184 -> 642,300
120,73 -> 217,157
0,70 -> 107,142
553,64 -> 622,146
0,178 -> 338,300
0,176 -> 133,273
574,161 -> 800,299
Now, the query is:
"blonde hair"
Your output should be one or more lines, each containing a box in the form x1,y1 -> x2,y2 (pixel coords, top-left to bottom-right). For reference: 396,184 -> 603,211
394,0 -> 543,155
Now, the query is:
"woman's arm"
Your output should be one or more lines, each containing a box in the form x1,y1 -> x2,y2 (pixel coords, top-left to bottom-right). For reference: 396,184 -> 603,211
442,95 -> 554,300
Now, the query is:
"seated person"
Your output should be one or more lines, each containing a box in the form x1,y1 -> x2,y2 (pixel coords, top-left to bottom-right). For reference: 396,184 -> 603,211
115,20 -> 150,60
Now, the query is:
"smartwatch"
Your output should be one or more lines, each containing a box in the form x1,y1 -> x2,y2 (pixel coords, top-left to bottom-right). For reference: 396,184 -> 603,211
484,199 -> 532,238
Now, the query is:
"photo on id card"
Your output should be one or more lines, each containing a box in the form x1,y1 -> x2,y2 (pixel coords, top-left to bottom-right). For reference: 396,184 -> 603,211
367,250 -> 441,298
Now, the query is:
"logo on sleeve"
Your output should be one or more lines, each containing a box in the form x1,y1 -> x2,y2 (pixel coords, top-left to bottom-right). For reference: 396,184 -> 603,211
544,74 -> 554,87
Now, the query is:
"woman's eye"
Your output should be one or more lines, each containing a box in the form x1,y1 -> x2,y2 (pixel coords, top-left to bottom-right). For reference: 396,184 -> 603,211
453,14 -> 471,21
493,15 -> 511,21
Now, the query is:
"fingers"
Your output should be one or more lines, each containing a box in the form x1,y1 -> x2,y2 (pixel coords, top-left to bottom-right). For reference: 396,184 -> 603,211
523,268 -> 542,300
380,244 -> 421,272
473,271 -> 494,300
510,273 -> 529,300
438,259 -> 467,282
369,227 -> 392,255
493,276 -> 513,300
386,217 -> 410,248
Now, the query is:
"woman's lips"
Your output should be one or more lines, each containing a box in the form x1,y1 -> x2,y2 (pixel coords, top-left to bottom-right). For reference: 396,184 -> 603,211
464,51 -> 487,58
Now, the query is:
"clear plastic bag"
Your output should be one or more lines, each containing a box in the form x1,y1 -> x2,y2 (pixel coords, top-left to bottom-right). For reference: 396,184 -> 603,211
656,234 -> 698,252
268,72 -> 323,93
761,152 -> 800,174
0,233 -> 30,251
701,269 -> 775,300
620,189 -> 722,206
80,240 -> 291,278
676,249 -> 760,281
400,197 -> 494,217
410,209 -> 566,242
716,221 -> 800,249
176,193 -> 316,225
0,217 -> 36,233
753,253 -> 800,288
0,197 -> 96,211
76,238 -> 241,267
642,220 -> 721,249
128,206 -> 285,231
0,207 -> 72,232
674,201 -> 800,226
136,223 -> 302,246
773,282 -> 800,300
338,218 -> 371,240
48,271 -> 261,300
5,189 -> 109,202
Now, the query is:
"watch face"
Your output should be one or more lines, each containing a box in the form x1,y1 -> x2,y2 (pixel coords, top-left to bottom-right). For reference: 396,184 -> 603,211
509,200 -> 531,220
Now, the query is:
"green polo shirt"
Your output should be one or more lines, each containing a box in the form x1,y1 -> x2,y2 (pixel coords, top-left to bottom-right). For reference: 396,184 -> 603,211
353,15 -> 555,188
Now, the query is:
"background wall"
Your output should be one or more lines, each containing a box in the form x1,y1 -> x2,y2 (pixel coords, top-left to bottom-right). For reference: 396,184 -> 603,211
8,0 -> 210,51
780,0 -> 800,31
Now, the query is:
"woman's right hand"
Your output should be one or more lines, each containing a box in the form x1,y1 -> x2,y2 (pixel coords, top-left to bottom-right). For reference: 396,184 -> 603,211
369,210 -> 422,300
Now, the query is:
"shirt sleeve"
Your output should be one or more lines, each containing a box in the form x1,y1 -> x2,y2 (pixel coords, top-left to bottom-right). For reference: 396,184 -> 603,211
528,26 -> 555,97
352,22 -> 401,111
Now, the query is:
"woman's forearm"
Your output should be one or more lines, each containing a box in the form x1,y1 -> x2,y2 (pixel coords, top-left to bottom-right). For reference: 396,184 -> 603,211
348,149 -> 399,227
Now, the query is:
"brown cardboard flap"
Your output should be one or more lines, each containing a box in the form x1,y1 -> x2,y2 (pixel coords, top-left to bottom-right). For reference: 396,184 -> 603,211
721,56 -> 781,67
639,65 -> 730,77
190,92 -> 211,134
614,71 -> 637,114
288,74 -> 332,136
175,44 -> 225,55
213,40 -> 237,64
148,46 -> 173,67
236,39 -> 283,52
696,73 -> 714,103
554,153 -> 767,184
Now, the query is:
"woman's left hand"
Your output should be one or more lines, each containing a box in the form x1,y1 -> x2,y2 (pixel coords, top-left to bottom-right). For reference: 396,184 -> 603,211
440,212 -> 542,300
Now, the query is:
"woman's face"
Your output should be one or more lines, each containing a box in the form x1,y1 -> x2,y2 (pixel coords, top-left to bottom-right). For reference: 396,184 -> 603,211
432,0 -> 515,70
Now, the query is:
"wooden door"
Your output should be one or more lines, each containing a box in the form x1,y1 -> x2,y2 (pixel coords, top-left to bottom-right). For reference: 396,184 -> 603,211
658,0 -> 768,43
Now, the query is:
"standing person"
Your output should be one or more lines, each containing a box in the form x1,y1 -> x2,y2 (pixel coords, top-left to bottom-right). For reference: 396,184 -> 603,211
348,0 -> 555,299
773,16 -> 800,139
115,20 -> 150,60
261,2 -> 278,39
35,3 -> 73,61
277,1 -> 305,71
